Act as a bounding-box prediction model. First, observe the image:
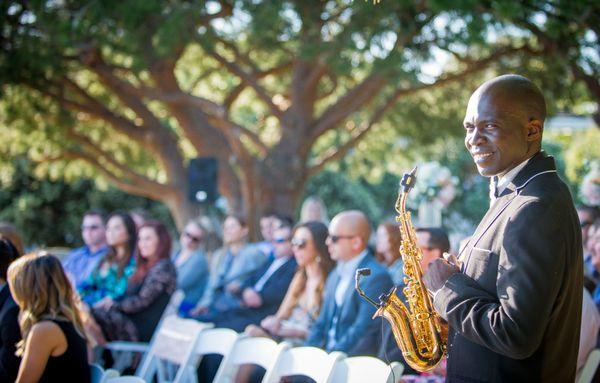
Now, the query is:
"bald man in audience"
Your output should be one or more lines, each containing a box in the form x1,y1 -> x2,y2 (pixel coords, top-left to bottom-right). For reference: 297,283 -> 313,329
305,210 -> 393,356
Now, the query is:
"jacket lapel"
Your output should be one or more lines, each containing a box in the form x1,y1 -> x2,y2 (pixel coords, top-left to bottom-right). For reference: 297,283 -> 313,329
462,151 -> 557,258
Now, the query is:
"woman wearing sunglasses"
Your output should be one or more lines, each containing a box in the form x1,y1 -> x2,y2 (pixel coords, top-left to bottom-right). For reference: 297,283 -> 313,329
245,221 -> 334,344
172,219 -> 209,316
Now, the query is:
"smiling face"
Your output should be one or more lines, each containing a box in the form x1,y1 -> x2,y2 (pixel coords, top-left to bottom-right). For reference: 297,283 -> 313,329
464,92 -> 530,177
463,76 -> 544,178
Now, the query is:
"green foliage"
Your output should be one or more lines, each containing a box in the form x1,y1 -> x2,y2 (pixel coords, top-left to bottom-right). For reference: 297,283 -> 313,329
0,158 -> 174,248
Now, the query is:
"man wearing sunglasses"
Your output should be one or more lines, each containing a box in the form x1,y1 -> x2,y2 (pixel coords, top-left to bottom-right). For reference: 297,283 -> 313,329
306,210 -> 393,356
62,210 -> 108,289
203,222 -> 297,332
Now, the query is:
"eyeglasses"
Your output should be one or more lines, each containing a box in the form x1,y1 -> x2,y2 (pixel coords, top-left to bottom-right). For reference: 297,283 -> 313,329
272,237 -> 290,244
291,238 -> 307,249
328,234 -> 356,243
81,225 -> 101,231
184,232 -> 202,243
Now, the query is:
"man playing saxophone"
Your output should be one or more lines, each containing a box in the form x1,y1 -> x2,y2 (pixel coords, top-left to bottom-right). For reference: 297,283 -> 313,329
422,74 -> 582,382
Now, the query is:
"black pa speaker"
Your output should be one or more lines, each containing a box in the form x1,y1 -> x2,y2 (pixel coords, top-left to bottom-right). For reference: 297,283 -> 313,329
187,157 -> 218,203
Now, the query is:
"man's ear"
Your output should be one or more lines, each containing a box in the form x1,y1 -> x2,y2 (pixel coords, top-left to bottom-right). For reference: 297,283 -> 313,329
526,119 -> 543,142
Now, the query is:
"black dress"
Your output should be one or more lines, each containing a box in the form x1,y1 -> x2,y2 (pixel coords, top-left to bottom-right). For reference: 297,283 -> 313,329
39,319 -> 90,383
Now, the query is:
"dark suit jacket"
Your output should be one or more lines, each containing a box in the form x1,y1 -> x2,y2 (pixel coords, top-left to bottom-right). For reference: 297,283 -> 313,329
305,253 -> 394,356
434,152 -> 583,382
214,256 -> 298,332
0,285 -> 21,382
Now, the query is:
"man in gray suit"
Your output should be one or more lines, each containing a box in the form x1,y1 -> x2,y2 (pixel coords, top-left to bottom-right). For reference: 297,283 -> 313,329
424,74 -> 582,382
305,210 -> 393,356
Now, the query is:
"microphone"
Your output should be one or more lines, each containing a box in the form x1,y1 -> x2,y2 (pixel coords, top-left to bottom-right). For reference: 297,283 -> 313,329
355,268 -> 379,308
357,268 -> 371,276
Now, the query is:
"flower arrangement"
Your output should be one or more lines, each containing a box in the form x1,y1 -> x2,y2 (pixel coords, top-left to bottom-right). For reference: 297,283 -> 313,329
408,161 -> 458,209
581,160 -> 600,207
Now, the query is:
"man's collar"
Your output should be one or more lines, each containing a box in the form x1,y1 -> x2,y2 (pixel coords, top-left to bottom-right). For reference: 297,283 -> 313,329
495,151 -> 556,198
337,249 -> 369,275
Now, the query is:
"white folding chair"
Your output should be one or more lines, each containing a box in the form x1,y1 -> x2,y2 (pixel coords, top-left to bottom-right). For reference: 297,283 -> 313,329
331,356 -> 403,383
185,327 -> 239,378
102,290 -> 185,371
266,347 -> 345,383
91,363 -> 105,383
578,349 -> 600,383
212,336 -> 289,383
136,315 -> 213,383
106,377 -> 145,383
101,369 -> 120,383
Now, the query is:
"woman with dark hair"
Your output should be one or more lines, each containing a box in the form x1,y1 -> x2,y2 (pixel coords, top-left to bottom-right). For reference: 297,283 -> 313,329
245,221 -> 334,344
92,220 -> 176,342
79,211 -> 137,306
376,221 -> 404,286
0,239 -> 21,382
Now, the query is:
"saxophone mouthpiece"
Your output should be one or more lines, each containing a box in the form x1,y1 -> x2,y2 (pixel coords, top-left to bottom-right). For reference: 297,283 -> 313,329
400,166 -> 418,193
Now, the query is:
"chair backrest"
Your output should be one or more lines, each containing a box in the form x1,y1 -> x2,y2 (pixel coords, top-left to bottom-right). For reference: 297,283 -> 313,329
212,336 -> 289,383
137,315 -> 213,383
578,349 -> 600,383
266,347 -> 345,383
106,377 -> 146,383
90,363 -> 105,383
195,327 -> 239,356
163,289 -> 185,318
331,356 -> 404,383
101,369 -> 120,383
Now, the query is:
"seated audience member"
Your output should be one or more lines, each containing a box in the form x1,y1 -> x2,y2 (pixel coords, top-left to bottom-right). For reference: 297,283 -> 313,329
376,221 -> 404,286
0,239 -> 21,382
305,211 -> 393,356
172,219 -> 209,316
300,196 -> 329,224
578,288 -> 600,380
245,221 -> 334,344
589,219 -> 600,309
190,214 -> 266,316
378,227 -> 450,372
79,212 -> 137,306
196,222 -> 298,332
0,223 -> 25,257
62,210 -> 108,289
579,205 -> 600,289
8,253 -> 90,383
92,220 -> 177,342
254,212 -> 278,257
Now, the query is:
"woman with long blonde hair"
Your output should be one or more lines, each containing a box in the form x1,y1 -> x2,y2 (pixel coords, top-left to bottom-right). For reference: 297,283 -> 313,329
8,252 -> 90,383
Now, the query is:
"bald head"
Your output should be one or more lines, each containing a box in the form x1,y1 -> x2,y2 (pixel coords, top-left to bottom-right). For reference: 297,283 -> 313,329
327,210 -> 371,261
464,74 -> 546,177
474,74 -> 546,125
332,211 -> 370,243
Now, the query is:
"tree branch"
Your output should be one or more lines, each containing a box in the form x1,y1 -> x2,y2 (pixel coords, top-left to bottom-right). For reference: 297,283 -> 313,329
62,149 -> 172,201
66,130 -> 172,194
206,48 -> 283,119
309,73 -> 387,139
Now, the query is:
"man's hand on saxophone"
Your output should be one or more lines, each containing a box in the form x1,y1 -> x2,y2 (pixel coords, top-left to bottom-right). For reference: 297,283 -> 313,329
423,257 -> 460,294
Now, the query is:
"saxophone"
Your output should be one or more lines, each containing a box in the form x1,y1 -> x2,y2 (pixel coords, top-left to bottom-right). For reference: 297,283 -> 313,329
355,167 -> 446,372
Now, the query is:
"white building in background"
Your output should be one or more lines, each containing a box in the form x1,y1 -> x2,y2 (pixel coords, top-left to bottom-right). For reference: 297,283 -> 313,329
545,113 -> 598,134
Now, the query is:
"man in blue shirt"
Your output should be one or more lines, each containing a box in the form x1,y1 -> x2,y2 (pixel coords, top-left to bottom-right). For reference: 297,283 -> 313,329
62,210 -> 108,289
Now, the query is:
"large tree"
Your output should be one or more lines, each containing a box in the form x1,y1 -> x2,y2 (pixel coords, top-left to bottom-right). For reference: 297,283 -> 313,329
0,0 -> 590,228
